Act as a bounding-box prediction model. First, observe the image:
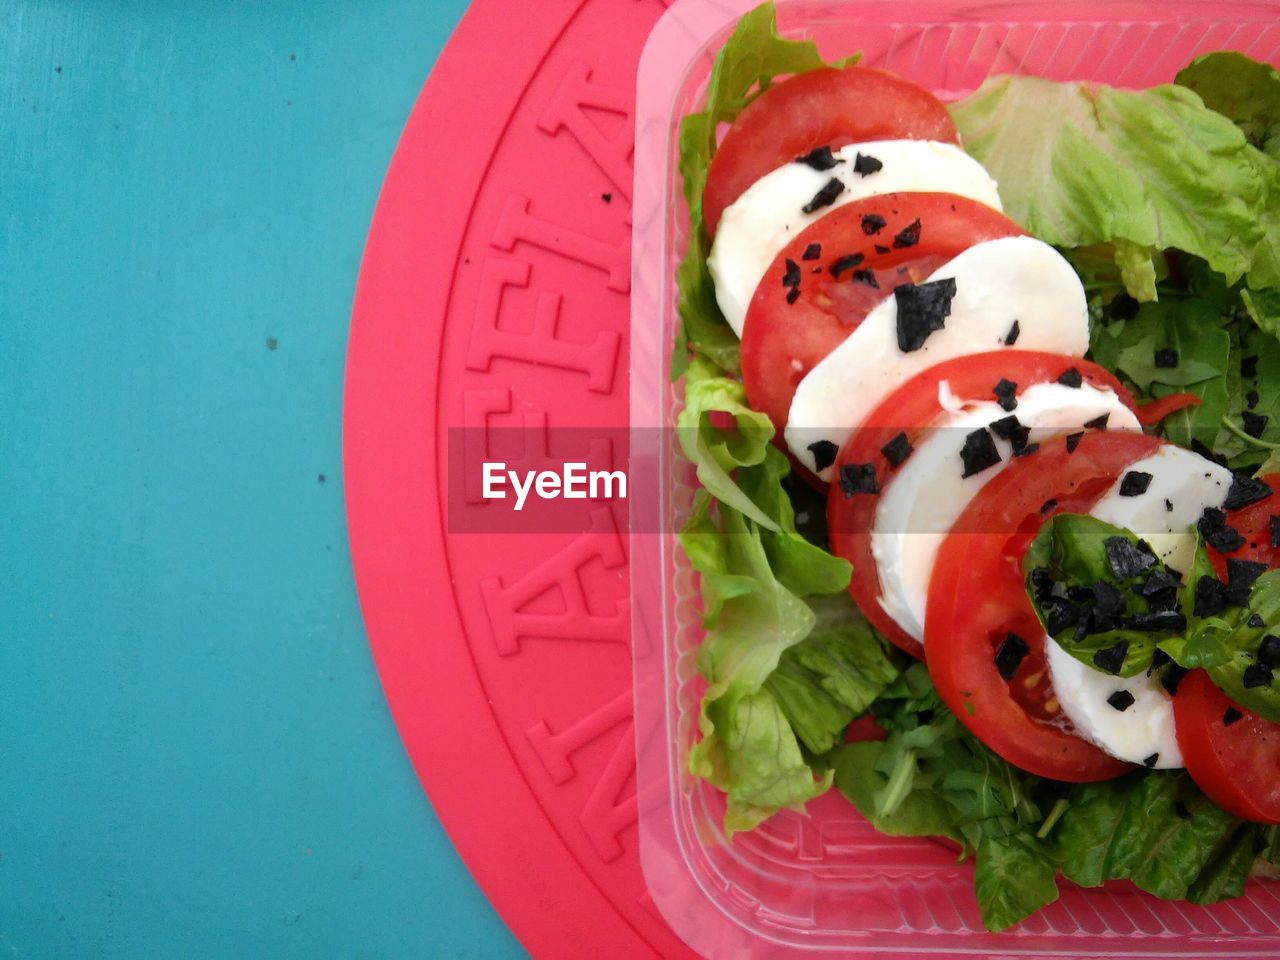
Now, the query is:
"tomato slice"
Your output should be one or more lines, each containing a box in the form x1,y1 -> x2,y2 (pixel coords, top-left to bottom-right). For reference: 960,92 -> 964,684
1134,392 -> 1201,427
923,430 -> 1163,781
741,193 -> 1026,438
827,351 -> 1139,660
703,67 -> 959,237
1174,669 -> 1280,823
1206,472 -> 1280,579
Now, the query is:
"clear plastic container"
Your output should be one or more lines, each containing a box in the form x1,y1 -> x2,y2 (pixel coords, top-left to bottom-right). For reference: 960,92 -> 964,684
629,1 -> 1280,956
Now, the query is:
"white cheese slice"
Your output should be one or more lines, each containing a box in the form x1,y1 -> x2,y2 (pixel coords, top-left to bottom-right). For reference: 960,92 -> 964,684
708,139 -> 1003,336
786,236 -> 1090,480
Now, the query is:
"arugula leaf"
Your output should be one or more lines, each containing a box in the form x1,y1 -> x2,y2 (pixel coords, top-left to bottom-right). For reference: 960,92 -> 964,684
951,74 -> 1277,296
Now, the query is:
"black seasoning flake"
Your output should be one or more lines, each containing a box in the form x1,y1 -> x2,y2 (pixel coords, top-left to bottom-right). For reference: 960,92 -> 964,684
1225,475 -> 1273,511
802,177 -> 845,214
1242,354 -> 1260,378
1093,641 -> 1129,675
795,145 -> 843,171
807,440 -> 839,473
880,432 -> 914,468
830,253 -> 865,278
1106,536 -> 1158,579
1223,707 -> 1243,726
1004,320 -> 1020,346
892,218 -> 922,249
993,378 -> 1018,412
1226,558 -> 1268,605
786,286 -> 800,305
1057,367 -> 1084,388
850,268 -> 879,289
960,428 -> 1002,478
840,462 -> 880,497
1244,661 -> 1274,689
989,415 -> 1023,441
1143,753 -> 1160,768
1166,498 -> 1174,513
1154,348 -> 1178,369
994,632 -> 1030,681
782,258 -> 801,288
1191,438 -> 1229,468
874,244 -> 891,255
1259,634 -> 1280,667
1084,413 -> 1110,431
894,277 -> 956,351
1107,690 -> 1136,711
1243,411 -> 1269,439
861,213 -> 887,235
1041,498 -> 1058,514
1250,613 -> 1267,629
852,153 -> 883,177
1247,389 -> 1260,410
801,242 -> 822,261
1194,575 -> 1229,617
1119,471 -> 1154,497
1066,432 -> 1084,454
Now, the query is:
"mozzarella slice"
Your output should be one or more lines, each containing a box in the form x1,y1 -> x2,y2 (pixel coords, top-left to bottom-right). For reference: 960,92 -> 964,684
1046,638 -> 1184,768
1043,445 -> 1232,769
708,140 -> 1003,336
786,236 -> 1090,479
872,382 -> 1141,643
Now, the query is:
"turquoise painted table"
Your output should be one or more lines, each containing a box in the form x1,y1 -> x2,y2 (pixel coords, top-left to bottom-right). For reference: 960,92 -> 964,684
1,2 -> 525,956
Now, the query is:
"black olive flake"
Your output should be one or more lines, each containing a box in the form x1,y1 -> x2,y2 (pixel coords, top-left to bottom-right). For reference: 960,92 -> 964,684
1221,706 -> 1243,727
786,287 -> 800,305
1250,613 -> 1267,629
1242,354 -> 1260,378
874,244 -> 891,255
1191,438 -> 1229,467
1084,413 -> 1110,431
1108,293 -> 1140,321
1271,515 -> 1280,549
801,242 -> 822,261
1259,634 -> 1280,667
1163,664 -> 1190,696
1106,536 -> 1158,579
1226,558 -> 1268,605
1124,610 -> 1187,632
1143,753 -> 1160,768
1141,567 -> 1182,597
1154,348 -> 1178,369
1243,411 -> 1269,439
807,440 -> 839,473
795,145 -> 843,170
1046,599 -> 1079,636
852,153 -> 883,177
989,414 -> 1023,441
1165,499 -> 1174,513
1194,575 -> 1229,617
1198,506 -> 1246,554
1041,498 -> 1058,514
992,378 -> 1018,412
1199,506 -> 1227,535
1244,660 -> 1274,689
1013,441 -> 1040,458
1094,580 -> 1126,618
1119,471 -> 1153,497
1247,389 -> 1260,410
829,252 -> 866,278
1225,475 -> 1273,511
894,277 -> 956,352
802,177 -> 845,214
1057,367 -> 1084,389
1093,641 -> 1129,675
861,213 -> 887,235
880,432 -> 914,468
1107,690 -> 1136,711
851,269 -> 879,289
1073,610 -> 1096,642
960,427 -> 1002,478
1148,648 -> 1171,677
782,258 -> 801,288
840,462 -> 879,497
1004,320 -> 1020,346
1068,584 -> 1096,604
892,218 -> 922,249
994,632 -> 1030,681
1030,567 -> 1056,602
1066,432 -> 1084,454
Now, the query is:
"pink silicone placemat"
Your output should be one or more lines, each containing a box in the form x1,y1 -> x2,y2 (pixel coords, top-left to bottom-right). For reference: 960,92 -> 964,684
342,0 -> 696,957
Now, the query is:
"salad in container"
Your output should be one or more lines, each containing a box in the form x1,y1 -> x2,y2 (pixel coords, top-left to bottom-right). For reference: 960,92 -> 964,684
630,0 -> 1280,954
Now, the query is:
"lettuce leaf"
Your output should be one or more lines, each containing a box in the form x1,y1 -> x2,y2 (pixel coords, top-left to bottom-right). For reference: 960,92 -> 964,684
1176,52 -> 1280,159
951,74 -> 1278,297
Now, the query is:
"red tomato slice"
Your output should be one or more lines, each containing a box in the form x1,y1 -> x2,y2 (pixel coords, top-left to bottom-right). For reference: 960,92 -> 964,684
1134,392 -> 1201,426
1174,669 -> 1280,823
741,193 -> 1026,438
1207,472 -> 1280,579
702,67 -> 959,237
827,351 -> 1139,660
923,430 -> 1163,781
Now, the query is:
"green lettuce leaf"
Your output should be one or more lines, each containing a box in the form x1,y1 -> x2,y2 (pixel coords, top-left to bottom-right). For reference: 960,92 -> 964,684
1176,51 -> 1280,159
975,833 -> 1059,933
951,74 -> 1277,296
